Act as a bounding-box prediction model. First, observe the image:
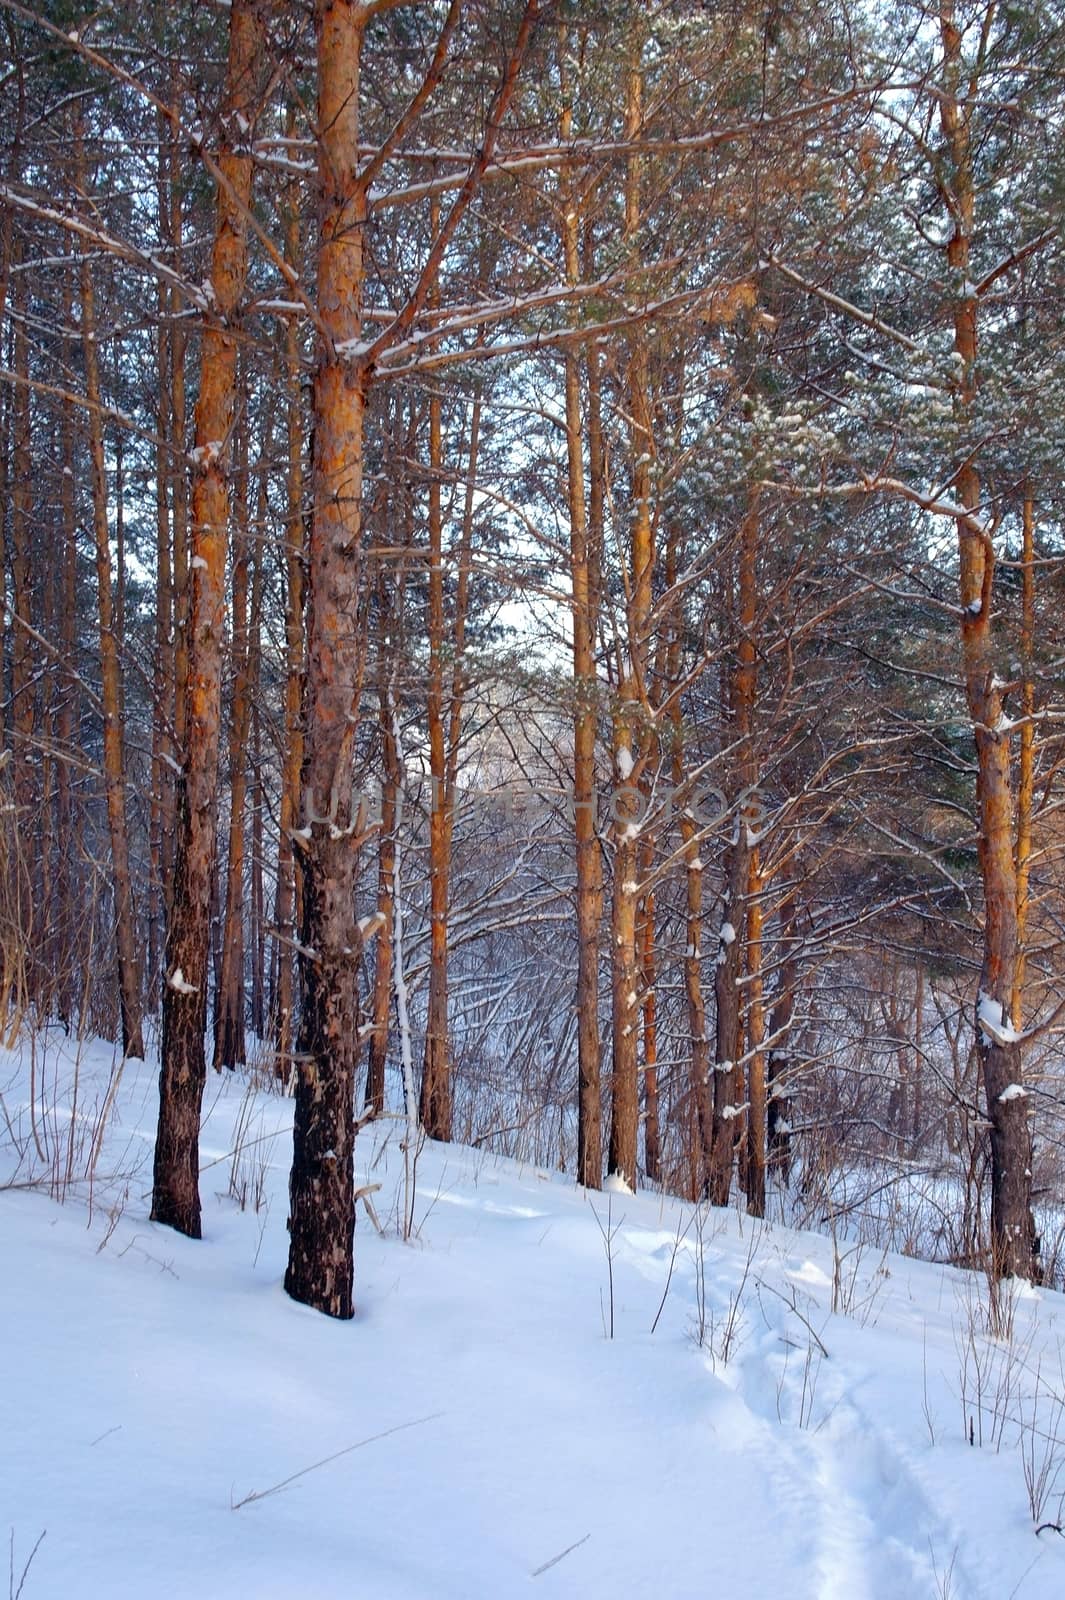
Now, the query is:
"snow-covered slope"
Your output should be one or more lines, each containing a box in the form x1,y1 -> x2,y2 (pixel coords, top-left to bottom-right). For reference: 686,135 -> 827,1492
3,1032 -> 1065,1599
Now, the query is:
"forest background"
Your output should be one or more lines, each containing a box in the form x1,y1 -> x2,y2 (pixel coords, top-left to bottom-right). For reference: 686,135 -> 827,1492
1,0 -> 1063,1318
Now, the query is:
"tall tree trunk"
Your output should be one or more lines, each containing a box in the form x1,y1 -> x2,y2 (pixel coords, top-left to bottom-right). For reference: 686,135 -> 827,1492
366,574 -> 399,1119
1012,491 -> 1035,1029
247,473 -> 267,1043
38,439 -> 56,1008
78,133 -> 144,1060
0,377 -> 7,770
710,831 -> 746,1205
664,502 -> 713,1198
250,720 -> 266,1040
213,402 -> 253,1071
908,960 -> 914,1152
608,47 -> 652,1191
170,181 -> 190,773
0,132 -> 13,768
675,738 -> 713,1199
54,250 -> 80,1025
608,689 -> 641,1190
9,251 -> 36,967
939,2 -> 1035,1278
165,52 -> 190,782
739,475 -> 764,1214
0,40 -> 28,1027
273,125 -> 306,1071
639,869 -> 661,1183
560,36 -> 603,1189
767,890 -> 798,1179
744,846 -> 766,1216
150,103 -> 176,997
420,245 -> 452,1140
153,0 -> 260,1236
285,0 -> 370,1319
114,434 -> 127,666
421,356 -> 479,1140
710,477 -> 760,1206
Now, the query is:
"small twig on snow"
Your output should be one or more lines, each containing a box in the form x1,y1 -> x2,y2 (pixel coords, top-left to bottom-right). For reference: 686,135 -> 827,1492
231,1412 -> 444,1509
531,1533 -> 591,1578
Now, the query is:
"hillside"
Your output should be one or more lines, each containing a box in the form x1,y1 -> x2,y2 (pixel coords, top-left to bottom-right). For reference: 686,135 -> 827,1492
3,1033 -> 1065,1599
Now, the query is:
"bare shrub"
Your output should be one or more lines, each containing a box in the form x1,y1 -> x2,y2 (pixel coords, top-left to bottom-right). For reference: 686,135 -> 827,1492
830,1232 -> 890,1324
706,1220 -> 763,1366
953,1277 -> 1032,1450
1019,1367 -> 1065,1531
0,1026 -> 140,1213
8,1528 -> 46,1600
225,1082 -> 276,1215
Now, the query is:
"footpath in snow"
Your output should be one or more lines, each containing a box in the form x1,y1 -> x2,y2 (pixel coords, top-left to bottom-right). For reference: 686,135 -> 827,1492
3,1031 -> 1065,1599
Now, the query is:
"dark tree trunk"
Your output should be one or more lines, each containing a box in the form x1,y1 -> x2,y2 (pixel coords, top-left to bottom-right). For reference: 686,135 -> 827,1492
709,833 -> 746,1206
285,846 -> 362,1320
366,579 -> 399,1119
767,894 -> 798,1180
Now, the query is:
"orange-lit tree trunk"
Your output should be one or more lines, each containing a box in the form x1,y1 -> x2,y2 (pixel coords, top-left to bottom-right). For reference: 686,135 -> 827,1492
287,0 -> 536,1316
285,0 -> 371,1318
1012,491 -> 1035,1028
153,0 -> 260,1236
78,133 -> 144,1060
939,3 -> 1035,1277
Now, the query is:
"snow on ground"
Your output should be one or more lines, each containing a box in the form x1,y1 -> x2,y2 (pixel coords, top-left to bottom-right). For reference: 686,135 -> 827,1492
3,1031 -> 1065,1599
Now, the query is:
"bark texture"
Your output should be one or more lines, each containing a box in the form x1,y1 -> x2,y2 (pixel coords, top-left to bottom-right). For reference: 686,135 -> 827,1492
153,0 -> 259,1236
285,0 -> 370,1319
940,1 -> 1035,1278
608,47 -> 651,1191
558,51 -> 603,1186
273,129 -> 306,1071
420,294 -> 452,1141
